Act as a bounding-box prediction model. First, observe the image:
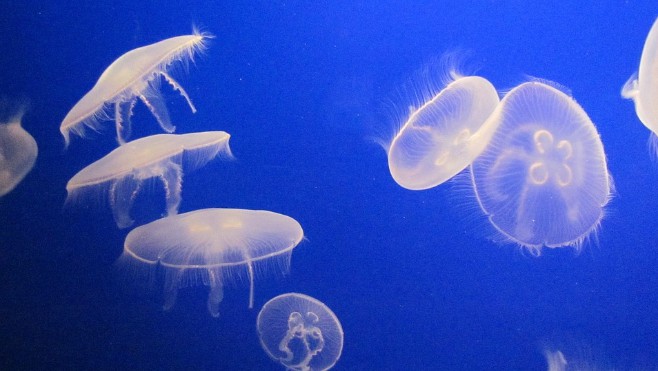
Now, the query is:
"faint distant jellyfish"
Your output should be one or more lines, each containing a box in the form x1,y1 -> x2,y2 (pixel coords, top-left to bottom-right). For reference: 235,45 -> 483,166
257,293 -> 343,371
622,17 -> 658,155
60,31 -> 211,146
66,131 -> 231,228
470,81 -> 611,253
120,209 -> 304,317
0,105 -> 38,196
387,71 -> 500,190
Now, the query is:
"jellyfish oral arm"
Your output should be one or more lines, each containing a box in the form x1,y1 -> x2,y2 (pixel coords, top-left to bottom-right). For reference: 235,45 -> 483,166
158,161 -> 183,217
161,71 -> 197,113
207,269 -> 224,318
115,99 -> 137,145
138,91 -> 176,134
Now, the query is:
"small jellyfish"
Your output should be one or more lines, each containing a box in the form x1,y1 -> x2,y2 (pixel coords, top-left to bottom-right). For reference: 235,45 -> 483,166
470,81 -> 611,253
257,293 -> 343,371
0,104 -> 37,196
66,131 -> 231,228
60,31 -> 210,146
120,209 -> 304,317
387,70 -> 500,190
622,17 -> 658,156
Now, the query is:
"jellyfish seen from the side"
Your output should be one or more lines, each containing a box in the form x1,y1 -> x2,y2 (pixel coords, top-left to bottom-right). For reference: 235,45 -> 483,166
622,17 -> 658,156
0,105 -> 38,196
470,81 -> 611,254
60,31 -> 210,146
120,209 -> 304,317
257,293 -> 343,371
66,131 -> 231,228
387,71 -> 500,190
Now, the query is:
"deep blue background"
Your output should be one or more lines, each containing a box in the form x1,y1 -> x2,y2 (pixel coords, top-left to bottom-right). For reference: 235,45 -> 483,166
1,1 -> 658,369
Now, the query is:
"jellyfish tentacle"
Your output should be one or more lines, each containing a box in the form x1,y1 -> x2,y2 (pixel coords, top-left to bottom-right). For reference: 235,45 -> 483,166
160,71 -> 197,113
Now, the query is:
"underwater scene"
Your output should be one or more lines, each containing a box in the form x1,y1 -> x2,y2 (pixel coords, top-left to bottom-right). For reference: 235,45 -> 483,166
2,1 -> 658,370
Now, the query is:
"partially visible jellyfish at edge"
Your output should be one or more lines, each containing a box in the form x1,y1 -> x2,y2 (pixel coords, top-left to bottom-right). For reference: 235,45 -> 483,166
258,293 -> 343,371
60,30 -> 211,147
65,131 -> 232,228
0,102 -> 38,197
470,81 -> 612,254
621,17 -> 658,157
119,209 -> 304,317
386,64 -> 500,190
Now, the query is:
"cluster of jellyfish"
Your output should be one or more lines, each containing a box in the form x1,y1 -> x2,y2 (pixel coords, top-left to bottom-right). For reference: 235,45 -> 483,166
386,63 -> 613,255
385,16 -> 657,257
1,16 -> 655,370
58,31 -> 344,370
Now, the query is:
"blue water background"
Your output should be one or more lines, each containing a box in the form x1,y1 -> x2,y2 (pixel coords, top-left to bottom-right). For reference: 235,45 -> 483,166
1,1 -> 658,369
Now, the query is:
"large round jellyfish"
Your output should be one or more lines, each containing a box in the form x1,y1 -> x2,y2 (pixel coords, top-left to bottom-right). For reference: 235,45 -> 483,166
470,81 -> 611,253
622,17 -> 658,155
0,105 -> 37,196
121,209 -> 304,317
66,131 -> 231,228
60,31 -> 210,146
257,293 -> 343,371
387,72 -> 500,190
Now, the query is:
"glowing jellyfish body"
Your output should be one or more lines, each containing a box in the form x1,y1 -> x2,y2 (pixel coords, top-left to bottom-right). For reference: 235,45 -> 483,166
257,293 -> 343,371
60,32 -> 209,146
388,74 -> 500,190
66,131 -> 231,228
622,17 -> 658,150
121,209 -> 304,317
0,108 -> 37,196
470,81 -> 611,253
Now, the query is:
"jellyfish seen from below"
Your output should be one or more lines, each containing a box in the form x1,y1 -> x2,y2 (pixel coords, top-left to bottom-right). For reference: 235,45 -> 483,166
257,293 -> 343,371
66,131 -> 231,228
120,209 -> 304,317
387,71 -> 500,190
60,31 -> 210,146
470,81 -> 611,254
622,17 -> 658,155
0,105 -> 37,196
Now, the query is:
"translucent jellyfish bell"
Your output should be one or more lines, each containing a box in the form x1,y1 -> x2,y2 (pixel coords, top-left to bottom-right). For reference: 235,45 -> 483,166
0,105 -> 37,196
470,81 -> 611,253
257,293 -> 343,371
387,72 -> 500,190
66,131 -> 231,228
60,31 -> 211,146
121,209 -> 304,317
622,17 -> 658,153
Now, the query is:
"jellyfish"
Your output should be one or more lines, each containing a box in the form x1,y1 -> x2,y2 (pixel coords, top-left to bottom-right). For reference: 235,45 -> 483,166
60,31 -> 211,146
622,17 -> 658,156
120,209 -> 304,317
66,131 -> 231,228
542,349 -> 569,371
387,70 -> 500,190
0,104 -> 37,196
470,81 -> 611,253
257,293 -> 343,371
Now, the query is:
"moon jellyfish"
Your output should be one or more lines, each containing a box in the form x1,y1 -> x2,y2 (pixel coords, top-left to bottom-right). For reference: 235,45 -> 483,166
66,131 -> 231,228
0,105 -> 37,196
60,31 -> 210,146
387,71 -> 500,190
622,17 -> 658,156
470,81 -> 611,253
257,293 -> 343,371
120,209 -> 304,317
